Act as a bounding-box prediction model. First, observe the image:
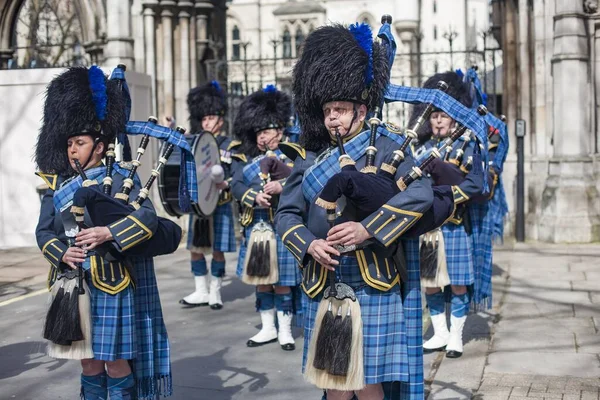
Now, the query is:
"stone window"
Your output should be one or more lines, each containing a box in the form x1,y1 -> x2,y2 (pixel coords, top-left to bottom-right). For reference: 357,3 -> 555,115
232,25 -> 241,60
433,25 -> 438,40
295,27 -> 305,57
282,28 -> 292,58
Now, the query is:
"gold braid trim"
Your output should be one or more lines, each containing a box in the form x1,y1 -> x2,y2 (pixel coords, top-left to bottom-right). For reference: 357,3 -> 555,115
380,163 -> 397,175
70,206 -> 85,214
360,165 -> 378,174
315,197 -> 337,210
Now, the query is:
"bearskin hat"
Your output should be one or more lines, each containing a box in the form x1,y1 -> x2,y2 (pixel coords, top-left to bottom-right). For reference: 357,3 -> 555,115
233,85 -> 292,158
293,23 -> 390,152
35,66 -> 126,175
409,71 -> 473,144
187,80 -> 227,133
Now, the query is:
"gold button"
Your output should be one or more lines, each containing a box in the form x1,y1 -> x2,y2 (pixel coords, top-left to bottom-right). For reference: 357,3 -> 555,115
379,211 -> 384,215
392,215 -> 396,220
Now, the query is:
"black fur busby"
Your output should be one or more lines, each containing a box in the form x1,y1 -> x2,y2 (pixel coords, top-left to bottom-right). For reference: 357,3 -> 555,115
35,66 -> 126,175
409,71 -> 473,144
233,85 -> 292,158
293,23 -> 390,152
187,80 -> 227,133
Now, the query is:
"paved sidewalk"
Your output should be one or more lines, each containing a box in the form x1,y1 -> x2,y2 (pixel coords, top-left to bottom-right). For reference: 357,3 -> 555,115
1,242 -> 599,399
428,243 -> 600,400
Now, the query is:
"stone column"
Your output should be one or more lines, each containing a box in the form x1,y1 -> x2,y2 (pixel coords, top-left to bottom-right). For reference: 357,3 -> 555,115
538,0 -> 599,242
143,5 -> 157,114
189,11 -> 197,89
195,2 -> 214,84
177,5 -> 192,129
104,0 -> 135,68
162,5 -> 175,117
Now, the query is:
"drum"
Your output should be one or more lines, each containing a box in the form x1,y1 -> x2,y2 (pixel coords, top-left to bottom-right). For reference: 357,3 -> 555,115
158,131 -> 221,217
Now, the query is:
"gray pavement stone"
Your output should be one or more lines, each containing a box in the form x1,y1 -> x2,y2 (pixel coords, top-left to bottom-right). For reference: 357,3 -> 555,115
501,303 -> 574,320
496,317 -> 596,335
431,339 -> 489,392
428,386 -> 474,400
582,391 -> 600,400
563,395 -> 582,400
575,334 -> 600,354
493,331 -> 576,353
585,271 -> 600,280
502,289 -> 590,305
570,280 -> 600,291
509,386 -> 530,396
574,304 -> 600,318
570,262 -> 600,272
486,352 -> 600,378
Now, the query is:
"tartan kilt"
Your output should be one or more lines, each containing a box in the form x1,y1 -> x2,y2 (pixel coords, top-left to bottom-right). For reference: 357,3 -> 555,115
441,222 -> 474,286
236,209 -> 301,287
186,202 -> 236,253
84,271 -> 136,361
301,255 -> 409,385
469,202 -> 494,309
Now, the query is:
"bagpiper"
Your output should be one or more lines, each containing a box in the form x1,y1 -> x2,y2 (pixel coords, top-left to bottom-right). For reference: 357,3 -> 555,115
230,85 -> 302,351
414,71 -> 488,359
275,23 -> 433,399
35,66 -> 172,399
180,81 -> 238,310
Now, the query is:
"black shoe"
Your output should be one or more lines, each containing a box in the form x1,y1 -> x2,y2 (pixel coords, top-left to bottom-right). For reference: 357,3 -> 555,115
179,299 -> 208,307
446,350 -> 463,358
246,338 -> 277,347
280,343 -> 295,351
210,303 -> 223,310
423,346 -> 446,354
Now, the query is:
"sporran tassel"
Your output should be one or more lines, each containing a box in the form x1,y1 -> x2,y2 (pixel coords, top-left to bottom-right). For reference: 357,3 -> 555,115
242,222 -> 279,285
420,233 -> 438,279
330,306 -> 353,376
304,208 -> 365,391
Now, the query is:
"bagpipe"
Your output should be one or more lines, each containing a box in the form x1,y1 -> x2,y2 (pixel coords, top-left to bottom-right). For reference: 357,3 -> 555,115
241,146 -> 293,286
67,65 -> 204,258
69,117 -> 185,259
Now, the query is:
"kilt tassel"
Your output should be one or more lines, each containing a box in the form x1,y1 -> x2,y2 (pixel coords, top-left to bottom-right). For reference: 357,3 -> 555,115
136,373 -> 173,400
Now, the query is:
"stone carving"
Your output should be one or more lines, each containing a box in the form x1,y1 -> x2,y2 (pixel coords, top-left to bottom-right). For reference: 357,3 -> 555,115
584,0 -> 599,14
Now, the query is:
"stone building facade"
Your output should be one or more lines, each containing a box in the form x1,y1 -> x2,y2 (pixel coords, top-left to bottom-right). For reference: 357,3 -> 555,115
0,0 -> 228,128
495,0 -> 600,242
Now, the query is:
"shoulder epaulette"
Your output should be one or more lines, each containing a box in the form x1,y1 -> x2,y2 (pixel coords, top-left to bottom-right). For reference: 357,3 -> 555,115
384,122 -> 402,134
227,140 -> 242,151
35,172 -> 58,191
279,142 -> 306,161
231,153 -> 248,163
118,161 -> 134,170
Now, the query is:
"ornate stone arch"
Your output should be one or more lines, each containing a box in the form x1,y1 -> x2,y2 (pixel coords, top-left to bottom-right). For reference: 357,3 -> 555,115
0,0 -> 105,67
357,11 -> 376,27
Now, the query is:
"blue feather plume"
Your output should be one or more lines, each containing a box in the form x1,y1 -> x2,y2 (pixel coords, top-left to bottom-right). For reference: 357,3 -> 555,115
88,65 -> 107,121
210,80 -> 222,93
349,22 -> 374,86
263,84 -> 277,93
455,68 -> 464,78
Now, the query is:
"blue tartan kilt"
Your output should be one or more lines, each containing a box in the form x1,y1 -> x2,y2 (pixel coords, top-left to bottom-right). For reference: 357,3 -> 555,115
84,272 -> 136,361
469,202 -> 494,309
236,209 -> 301,287
441,222 -> 474,286
301,255 -> 409,385
186,202 -> 236,253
